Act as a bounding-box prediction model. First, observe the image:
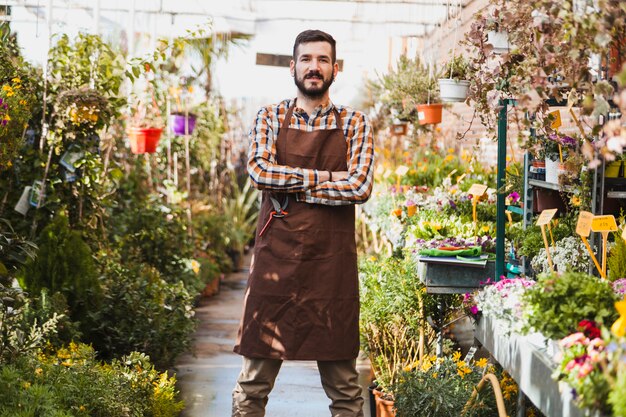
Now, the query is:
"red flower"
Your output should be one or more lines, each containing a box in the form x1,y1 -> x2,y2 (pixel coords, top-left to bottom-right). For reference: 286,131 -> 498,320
578,320 -> 601,340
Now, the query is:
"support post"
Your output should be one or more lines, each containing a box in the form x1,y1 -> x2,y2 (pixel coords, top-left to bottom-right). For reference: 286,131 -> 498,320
495,100 -> 508,280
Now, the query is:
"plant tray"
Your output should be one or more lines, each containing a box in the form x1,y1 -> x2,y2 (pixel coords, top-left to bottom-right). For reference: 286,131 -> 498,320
417,257 -> 495,294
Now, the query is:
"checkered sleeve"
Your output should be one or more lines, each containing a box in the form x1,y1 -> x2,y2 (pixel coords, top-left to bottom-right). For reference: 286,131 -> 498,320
247,105 -> 319,192
302,111 -> 374,205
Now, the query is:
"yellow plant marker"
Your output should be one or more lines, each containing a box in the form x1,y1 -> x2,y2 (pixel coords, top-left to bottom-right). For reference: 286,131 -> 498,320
456,173 -> 467,183
549,110 -> 562,129
395,165 -> 409,190
591,215 -> 618,277
468,184 -> 488,235
506,210 -> 513,226
576,211 -> 605,278
537,209 -> 558,272
547,221 -> 555,247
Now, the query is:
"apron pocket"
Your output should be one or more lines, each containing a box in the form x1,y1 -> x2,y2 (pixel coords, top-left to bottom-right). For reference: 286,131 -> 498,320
268,228 -> 335,261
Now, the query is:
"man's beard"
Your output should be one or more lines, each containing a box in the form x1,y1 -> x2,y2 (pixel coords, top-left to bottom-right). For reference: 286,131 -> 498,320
294,70 -> 334,99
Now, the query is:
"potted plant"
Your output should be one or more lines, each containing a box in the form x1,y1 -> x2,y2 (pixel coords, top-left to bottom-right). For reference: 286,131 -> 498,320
437,55 -> 470,103
373,56 -> 441,127
170,111 -> 197,136
128,88 -> 165,154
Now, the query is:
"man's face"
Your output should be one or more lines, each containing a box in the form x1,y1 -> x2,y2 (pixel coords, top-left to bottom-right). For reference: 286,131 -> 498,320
291,41 -> 337,99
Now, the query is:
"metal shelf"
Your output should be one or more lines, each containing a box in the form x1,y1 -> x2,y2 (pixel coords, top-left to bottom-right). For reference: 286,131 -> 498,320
607,191 -> 626,199
528,179 -> 575,193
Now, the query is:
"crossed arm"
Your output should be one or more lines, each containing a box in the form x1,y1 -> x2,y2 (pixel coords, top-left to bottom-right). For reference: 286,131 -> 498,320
247,106 -> 375,206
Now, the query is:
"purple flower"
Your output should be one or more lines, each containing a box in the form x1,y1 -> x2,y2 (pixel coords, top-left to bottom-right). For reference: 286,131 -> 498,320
448,199 -> 457,210
1,120 -> 7,126
612,278 -> 626,296
0,98 -> 3,105
470,305 -> 479,315
507,191 -> 520,203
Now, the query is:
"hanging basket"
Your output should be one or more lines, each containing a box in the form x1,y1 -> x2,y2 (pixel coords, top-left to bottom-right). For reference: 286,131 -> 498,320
487,31 -> 511,55
128,127 -> 163,154
170,113 -> 197,136
416,103 -> 443,125
438,79 -> 470,103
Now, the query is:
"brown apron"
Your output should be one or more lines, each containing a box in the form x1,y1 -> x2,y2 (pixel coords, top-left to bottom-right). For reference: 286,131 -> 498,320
234,103 -> 359,361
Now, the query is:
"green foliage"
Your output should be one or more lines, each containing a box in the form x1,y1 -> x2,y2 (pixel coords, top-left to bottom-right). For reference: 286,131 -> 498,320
0,37 -> 37,171
359,255 -> 437,392
608,232 -> 626,282
439,55 -> 470,80
19,214 -> 102,325
193,210 -> 234,273
369,55 -> 439,126
0,218 -> 37,286
393,357 -> 516,417
87,256 -> 195,369
220,179 -> 259,258
518,216 -> 574,260
0,285 -> 62,364
522,271 -> 618,339
0,345 -> 184,417
609,362 -> 626,417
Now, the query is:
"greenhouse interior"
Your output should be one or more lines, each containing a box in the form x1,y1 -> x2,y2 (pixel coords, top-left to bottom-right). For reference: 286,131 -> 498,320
1,0 -> 626,416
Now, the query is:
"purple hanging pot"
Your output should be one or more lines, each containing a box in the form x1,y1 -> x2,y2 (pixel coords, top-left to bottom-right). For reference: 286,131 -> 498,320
170,113 -> 197,135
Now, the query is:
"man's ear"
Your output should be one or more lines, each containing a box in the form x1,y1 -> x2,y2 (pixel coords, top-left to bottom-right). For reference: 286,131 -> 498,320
333,62 -> 339,79
290,60 -> 295,77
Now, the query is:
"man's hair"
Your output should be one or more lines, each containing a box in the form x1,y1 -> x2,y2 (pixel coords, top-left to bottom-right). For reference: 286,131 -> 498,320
292,30 -> 336,63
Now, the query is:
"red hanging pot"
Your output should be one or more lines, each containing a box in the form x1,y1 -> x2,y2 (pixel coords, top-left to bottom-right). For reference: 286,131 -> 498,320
416,103 -> 443,125
128,127 -> 163,154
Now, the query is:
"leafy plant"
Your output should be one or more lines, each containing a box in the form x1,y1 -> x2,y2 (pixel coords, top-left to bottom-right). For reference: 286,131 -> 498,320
0,218 -> 37,286
359,255 -> 437,393
522,271 -> 618,340
220,178 -> 259,260
87,256 -> 195,369
608,232 -> 626,282
393,355 -> 518,417
19,214 -> 102,329
0,344 -> 184,417
439,55 -> 470,80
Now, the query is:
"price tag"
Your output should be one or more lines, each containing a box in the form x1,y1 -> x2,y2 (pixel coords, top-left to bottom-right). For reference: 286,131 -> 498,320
576,211 -> 594,237
549,110 -> 562,129
467,184 -> 488,197
375,165 -> 385,175
383,169 -> 393,179
395,165 -> 410,176
591,215 -> 618,232
536,208 -> 558,226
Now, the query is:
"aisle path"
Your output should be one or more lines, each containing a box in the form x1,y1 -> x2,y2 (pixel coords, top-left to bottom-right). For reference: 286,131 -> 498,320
175,253 -> 372,417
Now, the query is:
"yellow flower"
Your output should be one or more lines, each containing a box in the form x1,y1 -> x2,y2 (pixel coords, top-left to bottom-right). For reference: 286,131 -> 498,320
35,368 -> 43,376
571,196 -> 581,207
2,85 -> 11,92
432,372 -> 438,378
444,154 -> 455,162
481,225 -> 490,233
61,360 -> 72,367
475,358 -> 488,368
79,405 -> 86,412
369,256 -> 377,261
11,77 -> 21,83
452,351 -> 461,362
191,260 -> 200,274
447,148 -> 455,154
3,114 -> 11,121
432,223 -> 442,231
611,297 -> 626,337
19,99 -> 27,105
22,382 -> 31,389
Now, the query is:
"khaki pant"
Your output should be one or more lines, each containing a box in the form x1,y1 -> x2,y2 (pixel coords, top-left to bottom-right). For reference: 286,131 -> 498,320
232,356 -> 364,417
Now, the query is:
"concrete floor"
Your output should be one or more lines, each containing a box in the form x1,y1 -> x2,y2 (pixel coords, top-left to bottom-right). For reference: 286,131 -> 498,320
174,255 -> 373,417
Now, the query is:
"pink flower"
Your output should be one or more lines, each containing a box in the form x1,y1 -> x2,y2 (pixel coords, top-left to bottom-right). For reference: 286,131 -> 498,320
577,362 -> 594,378
559,332 -> 588,348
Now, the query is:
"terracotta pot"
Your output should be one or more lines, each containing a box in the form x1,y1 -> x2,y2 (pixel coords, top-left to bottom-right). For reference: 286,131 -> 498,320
373,390 -> 396,417
416,103 -> 443,125
368,384 -> 378,417
531,160 -> 546,169
128,127 -> 163,154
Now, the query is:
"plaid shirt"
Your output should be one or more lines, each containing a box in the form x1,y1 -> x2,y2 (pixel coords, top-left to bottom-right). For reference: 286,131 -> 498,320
248,98 -> 374,206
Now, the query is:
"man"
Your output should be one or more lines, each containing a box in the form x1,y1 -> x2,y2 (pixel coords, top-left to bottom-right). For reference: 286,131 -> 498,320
232,29 -> 374,417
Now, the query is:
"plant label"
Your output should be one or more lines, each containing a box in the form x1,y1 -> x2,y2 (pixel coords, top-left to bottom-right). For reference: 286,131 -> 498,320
375,165 -> 385,175
591,215 -> 618,232
576,211 -> 594,237
536,208 -> 558,226
14,186 -> 32,215
467,184 -> 487,198
549,110 -> 562,129
395,165 -> 410,176
383,168 -> 393,179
